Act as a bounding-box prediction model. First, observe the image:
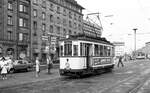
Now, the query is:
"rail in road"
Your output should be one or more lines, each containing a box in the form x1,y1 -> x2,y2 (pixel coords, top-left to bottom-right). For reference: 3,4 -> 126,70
98,68 -> 150,93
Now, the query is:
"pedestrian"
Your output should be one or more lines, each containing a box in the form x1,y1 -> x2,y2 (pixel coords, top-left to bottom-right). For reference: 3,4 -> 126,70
117,56 -> 124,67
47,55 -> 53,74
1,57 -> 8,80
35,57 -> 40,77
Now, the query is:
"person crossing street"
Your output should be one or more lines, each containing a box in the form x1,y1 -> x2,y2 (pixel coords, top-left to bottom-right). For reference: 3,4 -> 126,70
117,56 -> 124,67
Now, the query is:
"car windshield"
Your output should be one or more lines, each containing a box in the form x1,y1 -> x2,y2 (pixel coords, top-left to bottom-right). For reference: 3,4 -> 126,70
18,61 -> 23,64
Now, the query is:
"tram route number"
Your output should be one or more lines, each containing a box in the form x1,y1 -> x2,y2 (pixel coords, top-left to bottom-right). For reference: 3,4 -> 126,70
93,58 -> 111,65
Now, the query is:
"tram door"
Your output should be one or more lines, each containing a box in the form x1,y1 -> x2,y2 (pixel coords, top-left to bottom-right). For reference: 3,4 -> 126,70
86,44 -> 92,69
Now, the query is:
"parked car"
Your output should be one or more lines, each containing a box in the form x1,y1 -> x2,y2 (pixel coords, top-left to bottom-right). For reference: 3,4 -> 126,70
9,60 -> 34,73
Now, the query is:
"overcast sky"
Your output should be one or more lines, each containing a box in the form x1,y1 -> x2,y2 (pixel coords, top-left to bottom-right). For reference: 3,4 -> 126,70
76,0 -> 150,53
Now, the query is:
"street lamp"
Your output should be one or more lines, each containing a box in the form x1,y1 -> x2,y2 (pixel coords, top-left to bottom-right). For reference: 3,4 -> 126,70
133,28 -> 138,59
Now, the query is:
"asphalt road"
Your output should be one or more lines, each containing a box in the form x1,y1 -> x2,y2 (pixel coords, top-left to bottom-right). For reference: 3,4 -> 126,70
0,60 -> 150,93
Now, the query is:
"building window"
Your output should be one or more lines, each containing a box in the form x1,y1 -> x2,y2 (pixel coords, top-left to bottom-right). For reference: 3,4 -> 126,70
74,13 -> 76,20
7,31 -> 13,40
33,21 -> 37,30
23,33 -> 28,42
74,22 -> 77,29
50,15 -> 53,22
50,3 -> 53,11
19,18 -> 28,27
8,1 -> 13,10
42,23 -> 46,31
49,25 -> 53,33
33,9 -> 37,17
63,28 -> 66,36
19,4 -> 28,13
69,21 -> 72,28
78,16 -> 81,22
42,12 -> 46,20
57,17 -> 60,24
57,6 -> 60,14
69,30 -> 72,35
78,24 -> 81,31
19,33 -> 23,41
57,26 -> 60,34
42,0 -> 46,8
63,18 -> 67,26
7,15 -> 13,25
63,9 -> 66,16
69,11 -> 72,19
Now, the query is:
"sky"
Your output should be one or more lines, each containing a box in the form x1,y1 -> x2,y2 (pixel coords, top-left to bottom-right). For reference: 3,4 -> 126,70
76,0 -> 150,53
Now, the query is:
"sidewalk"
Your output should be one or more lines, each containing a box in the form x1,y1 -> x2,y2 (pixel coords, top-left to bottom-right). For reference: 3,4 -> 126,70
0,68 -> 60,89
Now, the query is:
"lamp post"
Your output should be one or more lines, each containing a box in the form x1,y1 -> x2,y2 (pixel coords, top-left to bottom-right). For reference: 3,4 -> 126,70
133,28 -> 138,59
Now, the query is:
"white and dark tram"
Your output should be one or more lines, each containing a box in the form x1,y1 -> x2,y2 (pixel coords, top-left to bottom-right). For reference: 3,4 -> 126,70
59,34 -> 115,76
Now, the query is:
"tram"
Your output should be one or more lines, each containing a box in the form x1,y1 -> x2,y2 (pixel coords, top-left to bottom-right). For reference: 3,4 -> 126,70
59,34 -> 115,76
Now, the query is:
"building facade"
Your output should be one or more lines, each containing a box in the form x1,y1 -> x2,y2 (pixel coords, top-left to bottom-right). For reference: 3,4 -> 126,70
136,42 -> 150,58
0,0 -> 31,59
31,0 -> 84,62
113,42 -> 125,57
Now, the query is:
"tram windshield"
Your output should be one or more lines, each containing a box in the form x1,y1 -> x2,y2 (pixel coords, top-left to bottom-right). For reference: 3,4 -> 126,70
64,41 -> 72,56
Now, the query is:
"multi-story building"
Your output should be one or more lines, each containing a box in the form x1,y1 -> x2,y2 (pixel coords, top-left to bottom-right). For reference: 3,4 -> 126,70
113,42 -> 125,57
83,20 -> 102,37
31,0 -> 84,62
0,0 -> 31,59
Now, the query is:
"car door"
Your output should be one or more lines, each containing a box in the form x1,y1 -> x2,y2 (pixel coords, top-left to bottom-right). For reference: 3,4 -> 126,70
16,60 -> 25,70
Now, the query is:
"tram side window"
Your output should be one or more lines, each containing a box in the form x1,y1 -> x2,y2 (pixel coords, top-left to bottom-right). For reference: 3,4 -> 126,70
100,45 -> 103,56
112,47 -> 115,56
73,45 -> 78,56
64,43 -> 72,56
104,46 -> 107,56
107,47 -> 111,56
94,44 -> 99,56
80,43 -> 86,56
60,46 -> 63,56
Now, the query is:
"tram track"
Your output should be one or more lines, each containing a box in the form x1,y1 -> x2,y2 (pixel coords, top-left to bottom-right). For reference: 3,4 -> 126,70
98,68 -> 150,93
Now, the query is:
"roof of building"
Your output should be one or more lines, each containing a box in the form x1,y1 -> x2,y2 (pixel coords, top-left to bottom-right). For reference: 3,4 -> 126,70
65,0 -> 84,9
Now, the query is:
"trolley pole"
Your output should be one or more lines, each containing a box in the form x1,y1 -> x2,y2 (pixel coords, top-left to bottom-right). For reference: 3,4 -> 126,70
133,28 -> 137,59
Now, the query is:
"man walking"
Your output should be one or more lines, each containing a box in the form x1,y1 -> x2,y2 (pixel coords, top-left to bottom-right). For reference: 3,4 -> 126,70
47,55 -> 53,74
117,56 -> 124,67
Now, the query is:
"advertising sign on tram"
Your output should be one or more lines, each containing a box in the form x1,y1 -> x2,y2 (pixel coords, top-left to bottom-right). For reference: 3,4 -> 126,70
93,58 -> 111,66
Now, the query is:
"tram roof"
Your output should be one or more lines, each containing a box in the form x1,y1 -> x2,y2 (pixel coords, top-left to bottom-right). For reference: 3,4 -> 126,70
60,34 -> 114,46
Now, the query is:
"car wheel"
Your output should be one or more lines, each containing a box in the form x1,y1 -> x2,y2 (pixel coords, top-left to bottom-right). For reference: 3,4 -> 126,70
9,68 -> 15,73
26,68 -> 30,72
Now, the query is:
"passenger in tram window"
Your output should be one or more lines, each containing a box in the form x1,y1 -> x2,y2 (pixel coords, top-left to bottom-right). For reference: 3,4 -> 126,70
117,56 -> 124,67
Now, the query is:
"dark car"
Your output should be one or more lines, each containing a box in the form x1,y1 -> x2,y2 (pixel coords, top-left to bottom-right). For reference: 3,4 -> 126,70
9,60 -> 34,73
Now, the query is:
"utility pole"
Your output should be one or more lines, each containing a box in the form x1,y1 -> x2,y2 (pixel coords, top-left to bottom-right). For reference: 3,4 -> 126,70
133,28 -> 137,59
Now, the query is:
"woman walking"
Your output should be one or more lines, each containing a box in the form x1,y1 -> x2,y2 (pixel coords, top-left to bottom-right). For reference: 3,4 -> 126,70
35,57 -> 40,77
1,57 -> 8,80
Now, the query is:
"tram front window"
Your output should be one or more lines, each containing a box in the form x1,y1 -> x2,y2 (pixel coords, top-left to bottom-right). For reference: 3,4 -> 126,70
73,45 -> 78,56
64,42 -> 72,56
